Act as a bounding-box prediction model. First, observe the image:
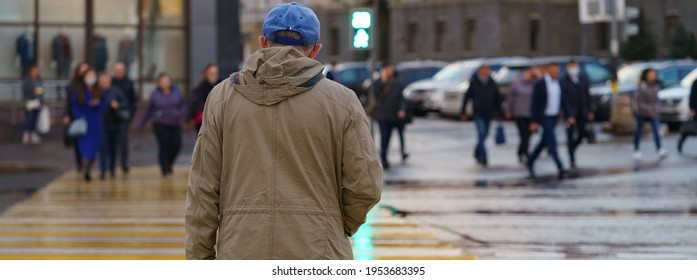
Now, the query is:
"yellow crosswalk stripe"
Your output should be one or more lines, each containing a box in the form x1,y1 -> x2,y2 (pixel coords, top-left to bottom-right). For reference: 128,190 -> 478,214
0,165 -> 476,260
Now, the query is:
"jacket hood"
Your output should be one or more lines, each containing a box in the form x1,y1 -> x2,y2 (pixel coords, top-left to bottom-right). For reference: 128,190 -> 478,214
235,46 -> 324,106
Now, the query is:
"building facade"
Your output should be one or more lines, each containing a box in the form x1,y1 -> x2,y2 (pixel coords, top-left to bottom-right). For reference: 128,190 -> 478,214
309,0 -> 697,64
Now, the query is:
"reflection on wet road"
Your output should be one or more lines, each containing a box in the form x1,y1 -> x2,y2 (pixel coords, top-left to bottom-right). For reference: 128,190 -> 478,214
381,164 -> 697,259
0,166 -> 475,260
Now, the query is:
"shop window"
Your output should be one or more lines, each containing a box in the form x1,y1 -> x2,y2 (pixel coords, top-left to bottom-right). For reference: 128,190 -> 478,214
464,18 -> 476,51
435,19 -> 446,53
529,18 -> 540,51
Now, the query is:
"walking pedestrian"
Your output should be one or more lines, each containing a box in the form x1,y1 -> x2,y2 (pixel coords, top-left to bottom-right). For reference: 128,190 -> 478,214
98,73 -> 129,180
111,62 -> 137,173
64,62 -> 90,173
506,67 -> 535,163
561,60 -> 594,169
325,60 -> 338,81
22,64 -> 44,145
185,2 -> 382,260
188,63 -> 219,132
69,69 -> 108,181
373,62 -> 408,169
633,68 -> 668,160
136,73 -> 186,177
678,79 -> 697,154
527,63 -> 571,180
460,64 -> 502,166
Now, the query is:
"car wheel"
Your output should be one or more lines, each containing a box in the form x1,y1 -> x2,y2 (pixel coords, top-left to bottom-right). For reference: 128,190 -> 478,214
668,122 -> 682,132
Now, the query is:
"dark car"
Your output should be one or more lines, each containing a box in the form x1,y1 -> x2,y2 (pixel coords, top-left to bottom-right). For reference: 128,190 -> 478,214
528,56 -> 613,121
323,61 -> 373,105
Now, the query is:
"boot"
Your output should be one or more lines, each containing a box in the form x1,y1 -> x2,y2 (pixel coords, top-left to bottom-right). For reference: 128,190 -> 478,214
30,133 -> 41,144
22,132 -> 30,145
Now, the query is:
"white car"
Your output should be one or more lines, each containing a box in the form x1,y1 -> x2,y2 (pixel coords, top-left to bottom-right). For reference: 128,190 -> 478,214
659,68 -> 697,126
438,57 -> 530,117
403,59 -> 483,115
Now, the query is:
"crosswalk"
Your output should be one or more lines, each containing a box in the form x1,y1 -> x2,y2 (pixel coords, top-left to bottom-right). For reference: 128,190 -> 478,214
0,166 -> 475,260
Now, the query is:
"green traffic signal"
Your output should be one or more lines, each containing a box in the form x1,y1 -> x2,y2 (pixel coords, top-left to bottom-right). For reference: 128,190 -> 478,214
350,9 -> 373,50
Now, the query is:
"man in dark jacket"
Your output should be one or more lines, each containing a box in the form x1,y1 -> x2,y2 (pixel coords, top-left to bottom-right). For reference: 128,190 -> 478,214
561,60 -> 594,169
373,62 -> 407,169
111,62 -> 137,173
460,64 -> 502,166
527,63 -> 572,179
678,79 -> 697,153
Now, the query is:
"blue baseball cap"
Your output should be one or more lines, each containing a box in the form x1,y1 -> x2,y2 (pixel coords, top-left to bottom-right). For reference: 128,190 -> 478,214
262,2 -> 320,46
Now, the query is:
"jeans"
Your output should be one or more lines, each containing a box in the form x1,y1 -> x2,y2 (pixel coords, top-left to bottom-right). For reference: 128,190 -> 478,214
24,109 -> 40,133
633,115 -> 662,151
378,120 -> 399,164
473,116 -> 491,162
99,125 -> 124,176
396,122 -> 407,156
153,123 -> 182,175
514,117 -> 532,159
528,116 -> 564,171
566,116 -> 588,166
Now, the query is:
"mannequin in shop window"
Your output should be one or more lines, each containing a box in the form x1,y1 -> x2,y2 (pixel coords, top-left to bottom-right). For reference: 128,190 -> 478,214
93,34 -> 109,73
15,27 -> 35,78
52,29 -> 72,79
118,29 -> 136,70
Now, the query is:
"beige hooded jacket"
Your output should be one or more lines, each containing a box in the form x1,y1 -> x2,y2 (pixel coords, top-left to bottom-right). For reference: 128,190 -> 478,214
185,47 -> 382,260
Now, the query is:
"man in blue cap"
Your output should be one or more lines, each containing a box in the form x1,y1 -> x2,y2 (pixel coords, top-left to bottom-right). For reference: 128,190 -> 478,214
186,2 -> 382,260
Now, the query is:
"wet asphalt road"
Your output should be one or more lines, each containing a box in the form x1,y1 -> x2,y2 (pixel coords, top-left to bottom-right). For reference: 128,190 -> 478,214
377,116 -> 697,259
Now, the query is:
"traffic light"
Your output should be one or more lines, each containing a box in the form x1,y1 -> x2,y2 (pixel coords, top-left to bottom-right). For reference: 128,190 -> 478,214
350,9 -> 373,50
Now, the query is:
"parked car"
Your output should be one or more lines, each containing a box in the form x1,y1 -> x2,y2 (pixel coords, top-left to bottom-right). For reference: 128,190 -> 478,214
323,61 -> 373,105
659,67 -> 697,129
361,60 -> 448,92
419,57 -> 529,117
592,60 -> 697,121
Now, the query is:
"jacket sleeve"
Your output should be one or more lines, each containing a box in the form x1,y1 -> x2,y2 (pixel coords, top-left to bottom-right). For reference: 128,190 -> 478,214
22,79 -> 34,102
530,82 -> 542,123
461,81 -> 474,115
506,80 -> 518,116
185,88 -> 223,260
691,80 -> 697,111
341,92 -> 382,237
493,81 -> 502,119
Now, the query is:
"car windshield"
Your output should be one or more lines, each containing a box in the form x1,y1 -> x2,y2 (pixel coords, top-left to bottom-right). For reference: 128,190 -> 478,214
433,63 -> 478,82
681,68 -> 697,88
618,64 -> 649,86
399,67 -> 442,85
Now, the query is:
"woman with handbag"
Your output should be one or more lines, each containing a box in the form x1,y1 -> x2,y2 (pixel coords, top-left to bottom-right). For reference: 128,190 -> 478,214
187,64 -> 219,132
64,62 -> 90,173
98,73 -> 129,180
21,64 -> 44,145
633,68 -> 668,161
69,69 -> 108,181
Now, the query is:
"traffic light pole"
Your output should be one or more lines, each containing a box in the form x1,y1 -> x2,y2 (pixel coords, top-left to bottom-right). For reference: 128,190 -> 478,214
368,0 -> 379,137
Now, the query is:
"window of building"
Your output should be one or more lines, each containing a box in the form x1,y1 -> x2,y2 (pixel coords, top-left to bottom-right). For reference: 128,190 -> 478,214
406,21 -> 418,54
329,25 -> 339,56
434,19 -> 446,53
665,13 -> 680,45
464,18 -> 476,51
595,22 -> 609,51
529,18 -> 540,51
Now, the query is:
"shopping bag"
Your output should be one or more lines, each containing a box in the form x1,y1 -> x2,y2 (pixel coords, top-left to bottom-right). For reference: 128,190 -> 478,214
586,123 -> 597,144
37,106 -> 51,134
495,122 -> 506,145
680,120 -> 697,135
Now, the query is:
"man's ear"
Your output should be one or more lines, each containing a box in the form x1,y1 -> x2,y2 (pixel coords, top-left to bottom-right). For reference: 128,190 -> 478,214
307,43 -> 322,59
259,36 -> 269,49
